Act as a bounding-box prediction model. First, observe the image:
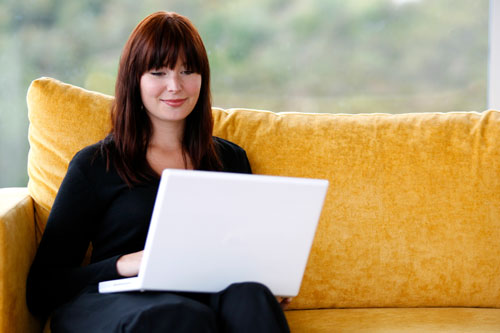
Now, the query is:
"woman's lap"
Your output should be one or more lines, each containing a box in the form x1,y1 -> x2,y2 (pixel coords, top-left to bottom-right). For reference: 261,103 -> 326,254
51,287 -> 216,333
51,282 -> 289,333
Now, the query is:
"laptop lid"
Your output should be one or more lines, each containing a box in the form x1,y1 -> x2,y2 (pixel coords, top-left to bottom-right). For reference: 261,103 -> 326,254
136,169 -> 328,297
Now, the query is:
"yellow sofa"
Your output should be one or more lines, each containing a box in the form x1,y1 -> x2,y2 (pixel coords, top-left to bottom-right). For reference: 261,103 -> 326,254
1,77 -> 500,332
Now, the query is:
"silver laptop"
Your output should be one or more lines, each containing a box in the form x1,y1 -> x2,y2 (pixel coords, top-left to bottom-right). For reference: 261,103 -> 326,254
99,169 -> 328,296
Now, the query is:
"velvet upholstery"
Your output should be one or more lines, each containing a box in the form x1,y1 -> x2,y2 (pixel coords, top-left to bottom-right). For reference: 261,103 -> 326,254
285,308 -> 500,332
1,76 -> 499,331
0,188 -> 39,333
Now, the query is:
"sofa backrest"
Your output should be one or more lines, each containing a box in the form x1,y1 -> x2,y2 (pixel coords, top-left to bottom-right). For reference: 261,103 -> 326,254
27,77 -> 500,310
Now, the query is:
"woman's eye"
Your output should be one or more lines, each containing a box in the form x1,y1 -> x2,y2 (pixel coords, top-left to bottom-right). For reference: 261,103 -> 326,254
181,70 -> 194,75
151,71 -> 164,76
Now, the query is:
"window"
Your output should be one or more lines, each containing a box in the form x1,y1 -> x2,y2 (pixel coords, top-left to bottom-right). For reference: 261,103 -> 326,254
0,0 -> 490,186
489,0 -> 500,109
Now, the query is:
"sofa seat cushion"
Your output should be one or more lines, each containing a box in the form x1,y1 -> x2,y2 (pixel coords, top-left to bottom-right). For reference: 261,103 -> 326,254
285,307 -> 500,332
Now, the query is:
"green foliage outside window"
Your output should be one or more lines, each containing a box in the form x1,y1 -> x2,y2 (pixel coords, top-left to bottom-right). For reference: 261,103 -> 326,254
0,0 -> 488,186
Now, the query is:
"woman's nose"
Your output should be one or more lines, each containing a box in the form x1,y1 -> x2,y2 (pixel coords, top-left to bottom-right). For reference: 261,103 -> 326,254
166,74 -> 181,92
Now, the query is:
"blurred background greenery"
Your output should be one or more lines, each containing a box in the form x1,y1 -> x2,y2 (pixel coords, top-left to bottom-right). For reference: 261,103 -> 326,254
0,0 -> 489,187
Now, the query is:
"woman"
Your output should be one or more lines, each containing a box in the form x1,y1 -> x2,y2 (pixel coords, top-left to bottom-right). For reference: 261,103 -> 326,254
27,11 -> 290,332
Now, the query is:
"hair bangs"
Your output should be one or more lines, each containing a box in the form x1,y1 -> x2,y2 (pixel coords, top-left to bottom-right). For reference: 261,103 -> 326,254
143,17 -> 202,74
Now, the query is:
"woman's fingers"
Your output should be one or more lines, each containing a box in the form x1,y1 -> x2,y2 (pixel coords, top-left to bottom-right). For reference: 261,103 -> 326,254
276,296 -> 292,310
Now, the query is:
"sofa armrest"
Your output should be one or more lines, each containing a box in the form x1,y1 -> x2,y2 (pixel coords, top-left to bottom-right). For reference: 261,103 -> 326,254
0,188 -> 42,332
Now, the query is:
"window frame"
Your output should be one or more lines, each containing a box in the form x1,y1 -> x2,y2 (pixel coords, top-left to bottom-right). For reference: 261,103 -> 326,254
489,0 -> 500,109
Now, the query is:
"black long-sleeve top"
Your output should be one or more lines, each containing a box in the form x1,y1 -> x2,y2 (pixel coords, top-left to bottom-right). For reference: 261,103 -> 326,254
26,137 -> 252,318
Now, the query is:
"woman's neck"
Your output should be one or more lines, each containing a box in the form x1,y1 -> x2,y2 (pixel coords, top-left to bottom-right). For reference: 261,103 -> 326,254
147,120 -> 193,173
149,119 -> 185,151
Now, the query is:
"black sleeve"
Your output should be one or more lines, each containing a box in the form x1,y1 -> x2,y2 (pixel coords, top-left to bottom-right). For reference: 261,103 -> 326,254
214,137 -> 253,174
26,150 -> 122,318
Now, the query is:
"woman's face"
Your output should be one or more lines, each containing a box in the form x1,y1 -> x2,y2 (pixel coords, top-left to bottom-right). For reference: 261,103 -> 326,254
140,58 -> 202,126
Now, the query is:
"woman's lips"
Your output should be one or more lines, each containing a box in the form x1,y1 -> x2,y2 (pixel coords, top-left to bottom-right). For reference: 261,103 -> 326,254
161,98 -> 187,107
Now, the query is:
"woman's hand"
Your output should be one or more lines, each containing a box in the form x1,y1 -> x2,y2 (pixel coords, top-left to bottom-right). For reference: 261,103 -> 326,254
276,297 -> 293,310
116,250 -> 144,277
117,251 -> 293,310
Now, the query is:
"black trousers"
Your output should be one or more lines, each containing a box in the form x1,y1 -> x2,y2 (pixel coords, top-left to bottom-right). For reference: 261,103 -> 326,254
51,282 -> 290,332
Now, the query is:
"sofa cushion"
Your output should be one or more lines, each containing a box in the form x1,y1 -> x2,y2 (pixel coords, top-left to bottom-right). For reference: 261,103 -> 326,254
27,78 -> 113,240
212,108 -> 500,310
27,77 -> 500,311
285,308 -> 500,332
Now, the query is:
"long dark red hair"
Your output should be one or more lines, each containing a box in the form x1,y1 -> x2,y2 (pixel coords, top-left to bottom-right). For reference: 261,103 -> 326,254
104,11 -> 221,186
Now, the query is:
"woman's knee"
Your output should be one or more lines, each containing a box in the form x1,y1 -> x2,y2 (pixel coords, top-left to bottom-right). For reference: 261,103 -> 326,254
224,282 -> 273,298
220,282 -> 278,310
217,282 -> 290,333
